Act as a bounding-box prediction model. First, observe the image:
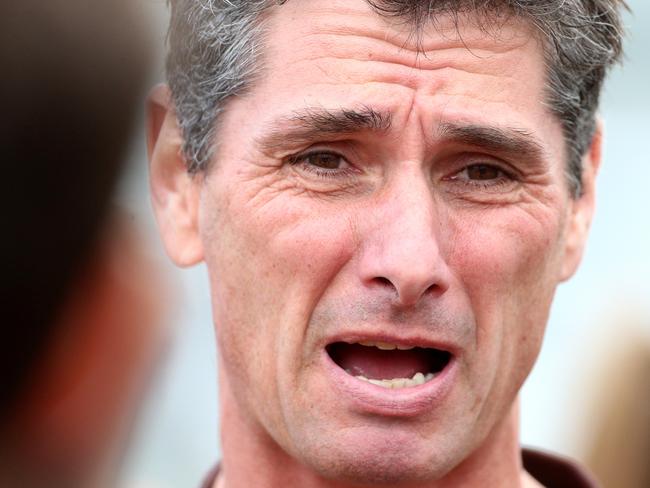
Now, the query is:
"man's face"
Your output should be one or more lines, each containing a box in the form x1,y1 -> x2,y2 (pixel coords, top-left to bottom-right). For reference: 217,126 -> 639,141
156,0 -> 595,484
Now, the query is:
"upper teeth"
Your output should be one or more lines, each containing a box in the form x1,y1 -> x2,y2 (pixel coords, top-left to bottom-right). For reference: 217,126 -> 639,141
358,341 -> 414,351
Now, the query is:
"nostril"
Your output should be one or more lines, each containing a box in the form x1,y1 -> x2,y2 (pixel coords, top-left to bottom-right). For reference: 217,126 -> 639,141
374,276 -> 394,288
424,283 -> 443,296
370,276 -> 444,305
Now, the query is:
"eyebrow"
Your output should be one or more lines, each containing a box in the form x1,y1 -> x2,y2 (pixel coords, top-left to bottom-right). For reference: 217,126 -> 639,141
256,106 -> 392,152
437,122 -> 547,162
256,109 -> 548,164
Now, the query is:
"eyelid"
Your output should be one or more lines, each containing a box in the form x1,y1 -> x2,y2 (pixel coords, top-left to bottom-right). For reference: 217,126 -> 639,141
288,149 -> 348,166
287,143 -> 364,171
285,148 -> 362,183
443,153 -> 520,180
456,164 -> 509,179
437,156 -> 521,199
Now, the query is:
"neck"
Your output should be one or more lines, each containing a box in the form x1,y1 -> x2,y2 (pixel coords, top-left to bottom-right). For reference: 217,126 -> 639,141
217,371 -> 533,488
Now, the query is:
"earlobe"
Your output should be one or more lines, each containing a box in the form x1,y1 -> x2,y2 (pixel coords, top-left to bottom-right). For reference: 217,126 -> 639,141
147,84 -> 204,267
559,121 -> 603,282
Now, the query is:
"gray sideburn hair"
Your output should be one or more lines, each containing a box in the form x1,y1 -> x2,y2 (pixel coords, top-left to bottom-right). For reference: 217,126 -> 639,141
166,0 -> 627,197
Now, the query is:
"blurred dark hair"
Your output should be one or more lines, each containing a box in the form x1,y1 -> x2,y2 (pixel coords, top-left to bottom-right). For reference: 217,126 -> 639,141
0,1 -> 151,419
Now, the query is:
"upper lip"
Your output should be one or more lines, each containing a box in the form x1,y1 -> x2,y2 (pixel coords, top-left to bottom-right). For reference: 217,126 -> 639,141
321,332 -> 461,356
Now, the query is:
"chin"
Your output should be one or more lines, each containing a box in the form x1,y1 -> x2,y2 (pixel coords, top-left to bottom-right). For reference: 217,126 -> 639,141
295,429 -> 459,486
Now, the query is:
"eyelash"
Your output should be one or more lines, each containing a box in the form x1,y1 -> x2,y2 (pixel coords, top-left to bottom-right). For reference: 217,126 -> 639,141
287,151 -> 358,179
447,164 -> 517,189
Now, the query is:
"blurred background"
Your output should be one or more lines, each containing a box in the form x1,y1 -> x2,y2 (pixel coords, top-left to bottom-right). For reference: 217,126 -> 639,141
119,1 -> 650,487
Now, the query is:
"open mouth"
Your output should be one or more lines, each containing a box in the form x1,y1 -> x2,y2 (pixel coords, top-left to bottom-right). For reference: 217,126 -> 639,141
326,341 -> 452,389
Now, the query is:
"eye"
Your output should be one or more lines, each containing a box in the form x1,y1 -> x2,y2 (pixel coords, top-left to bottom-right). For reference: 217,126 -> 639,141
442,160 -> 518,197
292,151 -> 350,170
447,162 -> 515,186
287,150 -> 357,180
462,164 -> 504,181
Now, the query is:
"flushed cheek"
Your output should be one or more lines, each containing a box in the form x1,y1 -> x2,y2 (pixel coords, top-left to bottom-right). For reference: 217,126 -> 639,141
447,207 -> 564,390
202,189 -> 359,425
257,206 -> 361,390
450,203 -> 563,308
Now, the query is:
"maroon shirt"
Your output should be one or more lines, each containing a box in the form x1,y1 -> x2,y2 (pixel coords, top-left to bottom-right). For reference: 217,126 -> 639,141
200,448 -> 600,488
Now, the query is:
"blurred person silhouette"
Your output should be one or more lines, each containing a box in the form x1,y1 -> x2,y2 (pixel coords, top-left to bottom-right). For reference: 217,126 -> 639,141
0,1 -> 165,487
585,322 -> 650,488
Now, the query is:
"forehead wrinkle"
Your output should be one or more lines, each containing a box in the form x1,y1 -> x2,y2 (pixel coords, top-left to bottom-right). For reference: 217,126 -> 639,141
280,26 -> 534,74
264,24 -> 540,97
291,53 -> 523,86
268,1 -> 536,59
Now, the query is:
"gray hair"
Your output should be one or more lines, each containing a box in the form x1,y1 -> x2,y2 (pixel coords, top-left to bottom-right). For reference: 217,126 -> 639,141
166,0 -> 627,196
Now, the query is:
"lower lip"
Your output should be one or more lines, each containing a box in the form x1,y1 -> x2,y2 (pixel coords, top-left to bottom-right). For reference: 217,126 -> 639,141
322,349 -> 457,418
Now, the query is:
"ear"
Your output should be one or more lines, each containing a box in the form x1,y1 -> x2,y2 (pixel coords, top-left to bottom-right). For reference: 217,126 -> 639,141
559,120 -> 603,282
147,84 -> 203,267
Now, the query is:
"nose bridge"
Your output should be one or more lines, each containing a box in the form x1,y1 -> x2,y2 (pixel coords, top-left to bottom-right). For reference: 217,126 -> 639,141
360,167 -> 450,307
385,170 -> 436,249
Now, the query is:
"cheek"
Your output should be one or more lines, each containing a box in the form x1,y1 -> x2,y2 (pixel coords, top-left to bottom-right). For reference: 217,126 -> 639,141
200,185 -> 359,402
447,206 -> 566,376
451,204 -> 563,303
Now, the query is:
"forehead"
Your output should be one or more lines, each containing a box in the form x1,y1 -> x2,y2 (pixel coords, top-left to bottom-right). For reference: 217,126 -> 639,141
222,0 -> 563,166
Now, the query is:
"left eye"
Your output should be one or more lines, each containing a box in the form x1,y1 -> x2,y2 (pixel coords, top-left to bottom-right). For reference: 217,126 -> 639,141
462,164 -> 504,181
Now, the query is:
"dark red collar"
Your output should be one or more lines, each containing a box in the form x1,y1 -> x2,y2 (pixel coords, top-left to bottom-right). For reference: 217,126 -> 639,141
522,448 -> 600,488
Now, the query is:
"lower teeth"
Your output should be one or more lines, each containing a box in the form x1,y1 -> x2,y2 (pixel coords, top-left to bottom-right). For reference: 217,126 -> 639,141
354,371 -> 436,389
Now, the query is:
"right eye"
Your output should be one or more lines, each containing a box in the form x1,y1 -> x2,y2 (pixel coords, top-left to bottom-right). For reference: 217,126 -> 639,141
288,150 -> 357,179
291,151 -> 350,170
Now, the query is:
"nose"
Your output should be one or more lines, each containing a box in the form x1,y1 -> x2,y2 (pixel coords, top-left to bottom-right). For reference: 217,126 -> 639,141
358,170 -> 451,307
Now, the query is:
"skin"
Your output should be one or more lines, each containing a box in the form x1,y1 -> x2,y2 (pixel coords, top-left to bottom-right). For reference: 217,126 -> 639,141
149,1 -> 600,486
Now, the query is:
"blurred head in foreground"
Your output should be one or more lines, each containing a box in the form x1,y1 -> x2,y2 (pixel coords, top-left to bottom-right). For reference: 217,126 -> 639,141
0,1 -> 163,486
